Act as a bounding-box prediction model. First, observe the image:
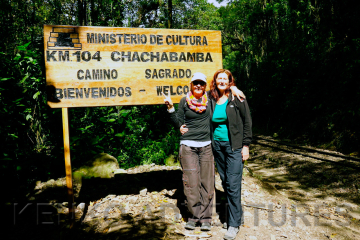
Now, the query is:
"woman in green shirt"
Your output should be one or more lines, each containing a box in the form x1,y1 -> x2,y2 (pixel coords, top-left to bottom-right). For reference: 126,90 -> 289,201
181,69 -> 252,239
210,69 -> 252,240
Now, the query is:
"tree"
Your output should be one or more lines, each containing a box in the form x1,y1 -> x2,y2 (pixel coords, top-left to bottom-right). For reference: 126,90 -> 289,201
219,0 -> 360,152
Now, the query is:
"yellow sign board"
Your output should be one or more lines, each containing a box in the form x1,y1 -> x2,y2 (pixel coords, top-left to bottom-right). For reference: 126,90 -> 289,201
44,25 -> 222,108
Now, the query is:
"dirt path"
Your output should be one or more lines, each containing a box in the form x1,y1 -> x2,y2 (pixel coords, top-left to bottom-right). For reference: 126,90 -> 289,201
13,136 -> 360,240
239,135 -> 360,240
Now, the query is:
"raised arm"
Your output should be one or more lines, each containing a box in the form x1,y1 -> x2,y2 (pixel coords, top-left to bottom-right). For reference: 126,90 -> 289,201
162,91 -> 185,128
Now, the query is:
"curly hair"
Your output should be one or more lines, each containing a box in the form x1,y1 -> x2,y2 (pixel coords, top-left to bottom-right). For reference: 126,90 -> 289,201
210,69 -> 236,101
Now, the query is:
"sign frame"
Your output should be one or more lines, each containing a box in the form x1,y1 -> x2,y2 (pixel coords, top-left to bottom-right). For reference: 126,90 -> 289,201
44,25 -> 223,108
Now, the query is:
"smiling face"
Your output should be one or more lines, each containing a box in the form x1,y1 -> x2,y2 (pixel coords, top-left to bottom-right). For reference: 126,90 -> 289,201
215,72 -> 230,93
191,80 -> 207,98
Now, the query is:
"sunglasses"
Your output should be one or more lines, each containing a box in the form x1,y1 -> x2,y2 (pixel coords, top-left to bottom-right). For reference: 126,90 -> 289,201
192,80 -> 206,86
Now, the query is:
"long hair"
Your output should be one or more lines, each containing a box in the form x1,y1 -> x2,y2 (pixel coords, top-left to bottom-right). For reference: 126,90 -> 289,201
210,69 -> 236,101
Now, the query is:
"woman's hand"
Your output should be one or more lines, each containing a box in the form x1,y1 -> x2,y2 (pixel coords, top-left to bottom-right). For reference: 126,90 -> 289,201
162,91 -> 174,109
230,86 -> 246,101
180,124 -> 188,135
241,146 -> 249,161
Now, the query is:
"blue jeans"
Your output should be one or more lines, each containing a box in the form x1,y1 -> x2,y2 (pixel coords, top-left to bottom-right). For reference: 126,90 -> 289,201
213,140 -> 244,227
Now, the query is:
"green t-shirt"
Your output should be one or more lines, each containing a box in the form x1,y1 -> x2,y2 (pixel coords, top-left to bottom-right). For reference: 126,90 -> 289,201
212,99 -> 229,141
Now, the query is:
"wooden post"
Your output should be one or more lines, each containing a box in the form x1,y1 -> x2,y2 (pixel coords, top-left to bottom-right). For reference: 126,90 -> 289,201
62,108 -> 74,226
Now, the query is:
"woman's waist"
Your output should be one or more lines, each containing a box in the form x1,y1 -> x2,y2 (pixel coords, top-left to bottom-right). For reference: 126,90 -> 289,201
212,121 -> 227,128
180,131 -> 210,140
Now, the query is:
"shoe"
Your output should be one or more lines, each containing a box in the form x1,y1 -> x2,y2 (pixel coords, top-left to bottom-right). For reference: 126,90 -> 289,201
224,226 -> 239,240
200,222 -> 211,231
185,220 -> 196,230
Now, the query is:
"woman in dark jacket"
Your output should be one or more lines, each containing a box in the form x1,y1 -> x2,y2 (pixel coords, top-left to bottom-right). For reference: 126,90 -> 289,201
210,69 -> 252,240
181,69 -> 252,239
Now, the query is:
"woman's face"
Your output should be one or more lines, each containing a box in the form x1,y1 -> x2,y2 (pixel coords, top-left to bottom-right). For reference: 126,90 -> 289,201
191,80 -> 206,97
216,72 -> 230,91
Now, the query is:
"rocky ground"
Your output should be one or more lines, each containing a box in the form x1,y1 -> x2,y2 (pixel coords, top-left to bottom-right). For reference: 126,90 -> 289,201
7,135 -> 360,239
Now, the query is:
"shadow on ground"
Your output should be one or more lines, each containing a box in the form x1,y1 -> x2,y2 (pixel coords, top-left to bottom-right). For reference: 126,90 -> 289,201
5,168 -> 230,240
248,143 -> 360,205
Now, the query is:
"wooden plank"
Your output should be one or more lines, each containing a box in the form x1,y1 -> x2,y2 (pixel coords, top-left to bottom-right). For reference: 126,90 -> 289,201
54,27 -> 76,33
62,108 -> 74,226
44,25 -> 222,108
70,34 -> 79,38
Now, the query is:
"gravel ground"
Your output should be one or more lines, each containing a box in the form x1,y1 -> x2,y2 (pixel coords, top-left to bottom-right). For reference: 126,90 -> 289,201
12,136 -> 360,239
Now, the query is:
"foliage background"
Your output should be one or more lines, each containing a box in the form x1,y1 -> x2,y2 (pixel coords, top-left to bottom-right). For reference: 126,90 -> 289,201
1,0 -> 359,200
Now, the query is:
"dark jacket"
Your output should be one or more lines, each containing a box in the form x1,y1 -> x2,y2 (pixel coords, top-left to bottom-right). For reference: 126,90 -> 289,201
209,92 -> 252,151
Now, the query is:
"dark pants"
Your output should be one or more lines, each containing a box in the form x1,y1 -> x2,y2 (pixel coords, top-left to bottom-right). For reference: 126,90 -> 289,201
179,144 -> 214,223
213,140 -> 244,227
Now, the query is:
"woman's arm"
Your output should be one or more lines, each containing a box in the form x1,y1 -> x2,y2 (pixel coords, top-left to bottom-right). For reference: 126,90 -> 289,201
239,99 -> 252,147
230,86 -> 246,101
162,91 -> 185,128
171,98 -> 185,128
239,99 -> 252,161
162,91 -> 174,110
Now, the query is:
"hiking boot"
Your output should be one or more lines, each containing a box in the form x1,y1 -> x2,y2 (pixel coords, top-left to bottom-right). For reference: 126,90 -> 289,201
200,222 -> 211,231
224,226 -> 239,240
185,220 -> 196,230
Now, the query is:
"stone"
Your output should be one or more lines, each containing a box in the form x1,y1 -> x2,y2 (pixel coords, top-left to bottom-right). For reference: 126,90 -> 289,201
47,179 -> 55,187
74,153 -> 119,179
175,213 -> 182,221
114,169 -> 127,174
140,188 -> 147,196
243,190 -> 250,197
77,203 -> 85,210
244,211 -> 253,217
35,181 -> 42,189
260,219 -> 268,226
128,196 -> 138,203
167,189 -> 176,196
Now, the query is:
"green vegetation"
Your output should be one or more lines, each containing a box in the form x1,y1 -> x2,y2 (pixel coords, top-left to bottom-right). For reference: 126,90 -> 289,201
0,0 -> 359,198
220,0 -> 360,154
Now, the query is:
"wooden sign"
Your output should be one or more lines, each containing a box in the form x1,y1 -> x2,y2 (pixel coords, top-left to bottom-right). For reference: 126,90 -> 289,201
44,25 -> 222,108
